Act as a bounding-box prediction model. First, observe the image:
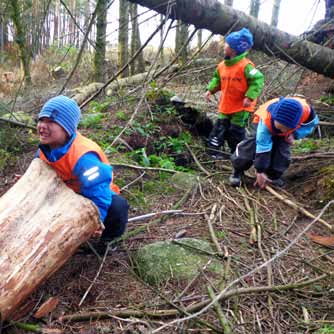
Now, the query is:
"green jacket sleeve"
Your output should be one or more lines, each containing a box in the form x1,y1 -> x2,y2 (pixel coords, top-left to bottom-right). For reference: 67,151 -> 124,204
244,64 -> 264,100
206,69 -> 221,94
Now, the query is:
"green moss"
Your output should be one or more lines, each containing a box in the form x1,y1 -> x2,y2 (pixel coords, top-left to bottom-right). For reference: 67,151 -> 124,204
319,165 -> 334,202
135,238 -> 224,285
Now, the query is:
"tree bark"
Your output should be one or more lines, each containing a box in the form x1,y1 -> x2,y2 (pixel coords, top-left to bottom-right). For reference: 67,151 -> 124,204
271,0 -> 281,27
94,0 -> 108,82
118,0 -> 129,78
129,3 -> 145,75
224,0 -> 233,6
197,29 -> 202,50
249,0 -> 260,18
127,0 -> 334,78
0,159 -> 100,321
54,0 -> 59,45
325,0 -> 334,20
9,0 -> 32,85
175,21 -> 189,65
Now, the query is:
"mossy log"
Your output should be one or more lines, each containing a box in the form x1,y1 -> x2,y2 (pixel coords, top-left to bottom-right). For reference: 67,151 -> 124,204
0,159 -> 100,320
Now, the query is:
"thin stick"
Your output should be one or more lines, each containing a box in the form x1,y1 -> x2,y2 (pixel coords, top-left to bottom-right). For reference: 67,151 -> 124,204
207,286 -> 232,333
206,204 -> 224,257
265,185 -> 332,230
185,142 -> 210,176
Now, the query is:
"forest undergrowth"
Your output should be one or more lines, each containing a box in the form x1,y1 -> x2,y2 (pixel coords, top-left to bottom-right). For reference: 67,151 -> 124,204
1,53 -> 334,334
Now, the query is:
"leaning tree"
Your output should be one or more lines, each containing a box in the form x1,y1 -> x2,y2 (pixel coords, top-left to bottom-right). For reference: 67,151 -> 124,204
128,0 -> 334,78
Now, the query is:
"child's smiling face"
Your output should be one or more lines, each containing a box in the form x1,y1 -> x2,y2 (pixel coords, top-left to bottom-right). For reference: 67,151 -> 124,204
37,117 -> 68,149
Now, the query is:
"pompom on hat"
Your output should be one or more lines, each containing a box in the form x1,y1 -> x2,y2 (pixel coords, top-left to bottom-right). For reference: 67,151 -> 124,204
225,28 -> 254,55
270,97 -> 303,129
38,95 -> 81,136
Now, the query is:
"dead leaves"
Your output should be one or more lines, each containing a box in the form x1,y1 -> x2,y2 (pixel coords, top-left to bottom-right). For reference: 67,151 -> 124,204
307,233 -> 334,249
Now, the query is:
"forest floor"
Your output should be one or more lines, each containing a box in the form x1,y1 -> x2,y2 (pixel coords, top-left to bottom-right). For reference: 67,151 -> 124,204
1,57 -> 334,334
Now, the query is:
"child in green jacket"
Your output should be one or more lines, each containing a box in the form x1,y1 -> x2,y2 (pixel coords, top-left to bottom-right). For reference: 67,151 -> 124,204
205,28 -> 264,158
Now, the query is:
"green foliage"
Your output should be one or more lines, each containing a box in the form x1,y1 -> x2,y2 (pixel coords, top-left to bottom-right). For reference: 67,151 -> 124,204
80,100 -> 112,129
0,125 -> 35,172
316,325 -> 334,334
293,138 -> 319,153
320,95 -> 334,106
88,100 -> 110,114
80,113 -> 103,129
145,81 -> 174,109
116,111 -> 128,121
166,132 -> 191,154
130,120 -> 160,137
216,230 -> 226,239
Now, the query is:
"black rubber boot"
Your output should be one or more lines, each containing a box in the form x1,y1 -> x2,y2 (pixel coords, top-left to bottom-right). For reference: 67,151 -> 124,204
229,169 -> 244,187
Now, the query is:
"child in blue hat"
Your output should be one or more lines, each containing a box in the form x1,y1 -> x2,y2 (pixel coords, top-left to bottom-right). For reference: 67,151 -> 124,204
205,28 -> 264,158
36,95 -> 129,254
229,96 -> 319,188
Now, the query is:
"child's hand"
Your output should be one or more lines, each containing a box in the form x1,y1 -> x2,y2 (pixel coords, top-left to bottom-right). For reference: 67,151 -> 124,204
254,172 -> 272,189
205,90 -> 212,102
285,134 -> 294,145
243,97 -> 252,107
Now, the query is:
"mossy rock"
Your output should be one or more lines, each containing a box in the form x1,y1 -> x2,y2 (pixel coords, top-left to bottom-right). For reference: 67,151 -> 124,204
170,172 -> 197,191
135,238 -> 224,285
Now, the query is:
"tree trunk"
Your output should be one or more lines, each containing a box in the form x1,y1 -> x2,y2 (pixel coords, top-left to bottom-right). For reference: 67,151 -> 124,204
8,0 -> 32,85
271,0 -> 281,27
118,0 -> 129,78
129,3 -> 145,75
325,0 -> 334,20
250,0 -> 260,18
0,159 -> 100,321
54,0 -> 59,45
159,14 -> 165,64
197,29 -> 202,50
127,0 -> 334,78
175,21 -> 189,65
94,0 -> 107,82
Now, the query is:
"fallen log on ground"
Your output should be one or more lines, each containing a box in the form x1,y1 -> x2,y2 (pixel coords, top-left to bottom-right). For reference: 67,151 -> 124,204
0,159 -> 100,321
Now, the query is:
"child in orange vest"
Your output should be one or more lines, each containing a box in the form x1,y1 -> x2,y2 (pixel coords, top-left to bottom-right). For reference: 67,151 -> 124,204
229,96 -> 319,188
36,95 -> 129,254
205,28 -> 264,158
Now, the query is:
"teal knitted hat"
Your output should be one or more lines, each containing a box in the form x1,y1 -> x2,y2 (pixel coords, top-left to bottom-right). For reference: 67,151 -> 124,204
270,98 -> 303,129
38,95 -> 81,136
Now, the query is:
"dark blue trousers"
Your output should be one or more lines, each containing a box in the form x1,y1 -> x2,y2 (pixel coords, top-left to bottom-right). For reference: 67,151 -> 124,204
101,194 -> 129,241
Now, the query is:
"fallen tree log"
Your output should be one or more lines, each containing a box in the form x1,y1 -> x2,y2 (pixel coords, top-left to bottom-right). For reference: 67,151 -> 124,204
0,159 -> 100,321
128,0 -> 334,78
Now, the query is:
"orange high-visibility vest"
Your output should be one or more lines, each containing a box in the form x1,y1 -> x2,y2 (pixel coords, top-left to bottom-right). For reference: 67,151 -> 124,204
217,57 -> 257,114
39,132 -> 120,194
253,97 -> 311,136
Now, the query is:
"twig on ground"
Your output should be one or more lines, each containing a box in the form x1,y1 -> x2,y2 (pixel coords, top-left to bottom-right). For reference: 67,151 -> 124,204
265,185 -> 332,231
207,286 -> 232,334
206,204 -> 224,257
185,142 -> 210,176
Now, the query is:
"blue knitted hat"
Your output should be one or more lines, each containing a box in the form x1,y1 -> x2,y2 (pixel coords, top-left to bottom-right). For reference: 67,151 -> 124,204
225,28 -> 254,55
270,98 -> 303,129
38,95 -> 81,136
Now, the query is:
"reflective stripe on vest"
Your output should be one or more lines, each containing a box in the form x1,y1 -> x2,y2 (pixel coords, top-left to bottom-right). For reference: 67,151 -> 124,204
39,132 -> 120,194
217,57 -> 257,114
253,97 -> 311,136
